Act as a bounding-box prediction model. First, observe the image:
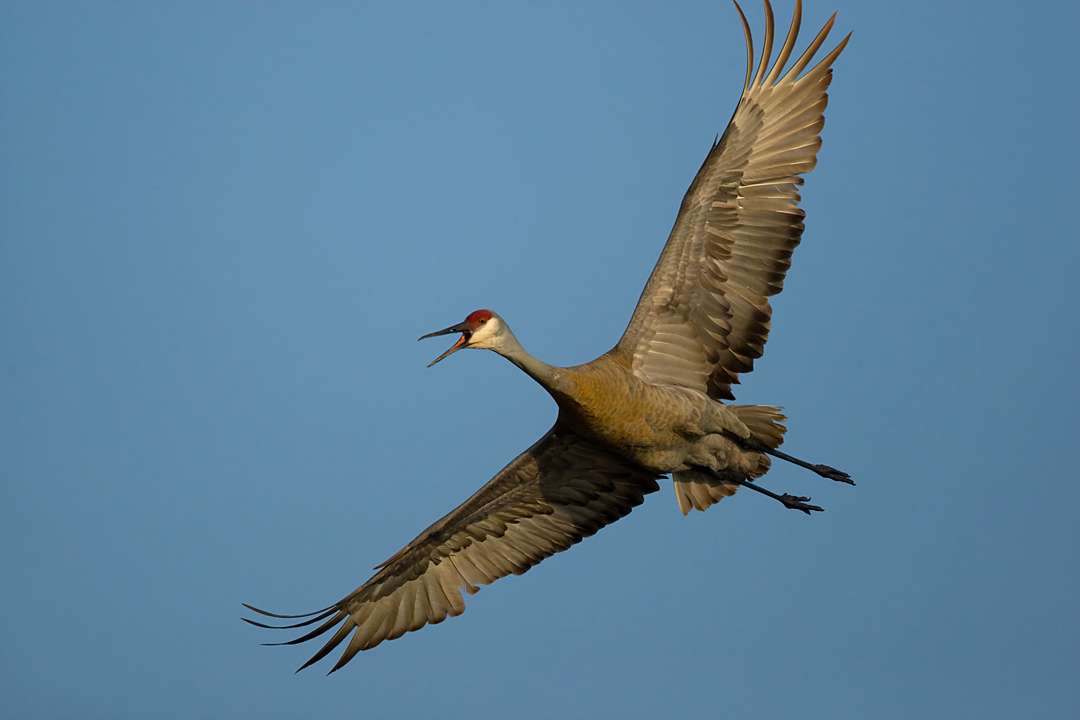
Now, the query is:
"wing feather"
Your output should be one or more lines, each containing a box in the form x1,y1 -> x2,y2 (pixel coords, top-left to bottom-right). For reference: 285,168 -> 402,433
244,426 -> 662,672
615,0 -> 849,401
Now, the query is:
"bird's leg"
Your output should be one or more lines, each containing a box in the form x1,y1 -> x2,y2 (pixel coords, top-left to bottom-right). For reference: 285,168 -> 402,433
728,477 -> 823,515
744,439 -> 854,485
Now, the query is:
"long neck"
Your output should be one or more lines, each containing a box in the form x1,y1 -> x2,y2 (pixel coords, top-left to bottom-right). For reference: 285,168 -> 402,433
494,329 -> 569,397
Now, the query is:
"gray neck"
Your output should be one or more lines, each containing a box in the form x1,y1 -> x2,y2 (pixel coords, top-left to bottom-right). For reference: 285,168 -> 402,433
495,330 -> 569,397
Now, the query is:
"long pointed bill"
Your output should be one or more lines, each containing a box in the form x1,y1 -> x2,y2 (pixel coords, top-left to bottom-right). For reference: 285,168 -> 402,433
418,322 -> 472,367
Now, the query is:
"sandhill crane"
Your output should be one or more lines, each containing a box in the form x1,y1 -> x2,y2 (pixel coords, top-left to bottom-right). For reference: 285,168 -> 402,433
245,0 -> 852,673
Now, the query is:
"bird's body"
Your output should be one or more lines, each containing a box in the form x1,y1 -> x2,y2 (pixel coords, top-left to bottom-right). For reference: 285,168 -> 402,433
246,0 -> 853,673
473,326 -> 773,478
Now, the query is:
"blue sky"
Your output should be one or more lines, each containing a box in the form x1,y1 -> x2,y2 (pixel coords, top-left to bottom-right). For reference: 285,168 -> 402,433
2,1 -> 1078,717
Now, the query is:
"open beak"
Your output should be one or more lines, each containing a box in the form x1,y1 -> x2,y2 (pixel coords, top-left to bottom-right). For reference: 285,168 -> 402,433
418,321 -> 472,367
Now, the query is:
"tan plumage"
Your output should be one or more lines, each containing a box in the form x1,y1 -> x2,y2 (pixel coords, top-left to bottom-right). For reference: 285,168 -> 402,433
246,0 -> 852,673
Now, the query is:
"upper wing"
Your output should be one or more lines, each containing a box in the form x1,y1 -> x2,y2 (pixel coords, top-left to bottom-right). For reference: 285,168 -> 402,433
244,426 -> 662,673
615,0 -> 849,401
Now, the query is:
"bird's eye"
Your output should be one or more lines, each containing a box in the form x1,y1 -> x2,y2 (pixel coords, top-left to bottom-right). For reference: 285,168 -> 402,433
479,318 -> 487,324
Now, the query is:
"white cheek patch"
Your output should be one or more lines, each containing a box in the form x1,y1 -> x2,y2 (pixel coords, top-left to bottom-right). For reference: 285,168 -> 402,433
469,320 -> 500,348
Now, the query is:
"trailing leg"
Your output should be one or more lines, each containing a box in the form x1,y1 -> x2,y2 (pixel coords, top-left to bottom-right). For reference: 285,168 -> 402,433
740,436 -> 853,485
728,477 -> 823,515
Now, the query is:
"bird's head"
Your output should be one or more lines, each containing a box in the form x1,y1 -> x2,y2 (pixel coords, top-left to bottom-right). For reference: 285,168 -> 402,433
419,309 -> 512,366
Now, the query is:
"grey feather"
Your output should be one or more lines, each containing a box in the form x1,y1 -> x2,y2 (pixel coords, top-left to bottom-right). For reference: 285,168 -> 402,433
616,0 -> 850,401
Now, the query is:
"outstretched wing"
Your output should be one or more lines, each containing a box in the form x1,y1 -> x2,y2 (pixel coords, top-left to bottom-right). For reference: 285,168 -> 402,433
244,426 -> 662,673
615,0 -> 849,401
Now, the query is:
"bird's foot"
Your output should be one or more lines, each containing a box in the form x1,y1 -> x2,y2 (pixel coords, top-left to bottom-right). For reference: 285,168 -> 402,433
780,494 -> 823,515
813,464 -> 854,485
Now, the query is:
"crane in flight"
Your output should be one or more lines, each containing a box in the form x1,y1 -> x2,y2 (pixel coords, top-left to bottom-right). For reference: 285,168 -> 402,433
246,0 -> 852,673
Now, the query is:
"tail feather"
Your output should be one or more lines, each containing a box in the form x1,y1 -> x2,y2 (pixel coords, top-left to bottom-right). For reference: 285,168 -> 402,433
673,469 -> 738,516
731,404 -> 787,451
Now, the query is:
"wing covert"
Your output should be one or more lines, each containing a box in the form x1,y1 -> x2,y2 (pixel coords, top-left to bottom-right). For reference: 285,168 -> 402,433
244,426 -> 662,673
615,0 -> 849,401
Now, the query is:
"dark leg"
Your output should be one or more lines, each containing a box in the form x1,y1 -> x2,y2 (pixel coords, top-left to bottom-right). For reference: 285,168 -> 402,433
746,439 -> 854,485
729,477 -> 823,515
